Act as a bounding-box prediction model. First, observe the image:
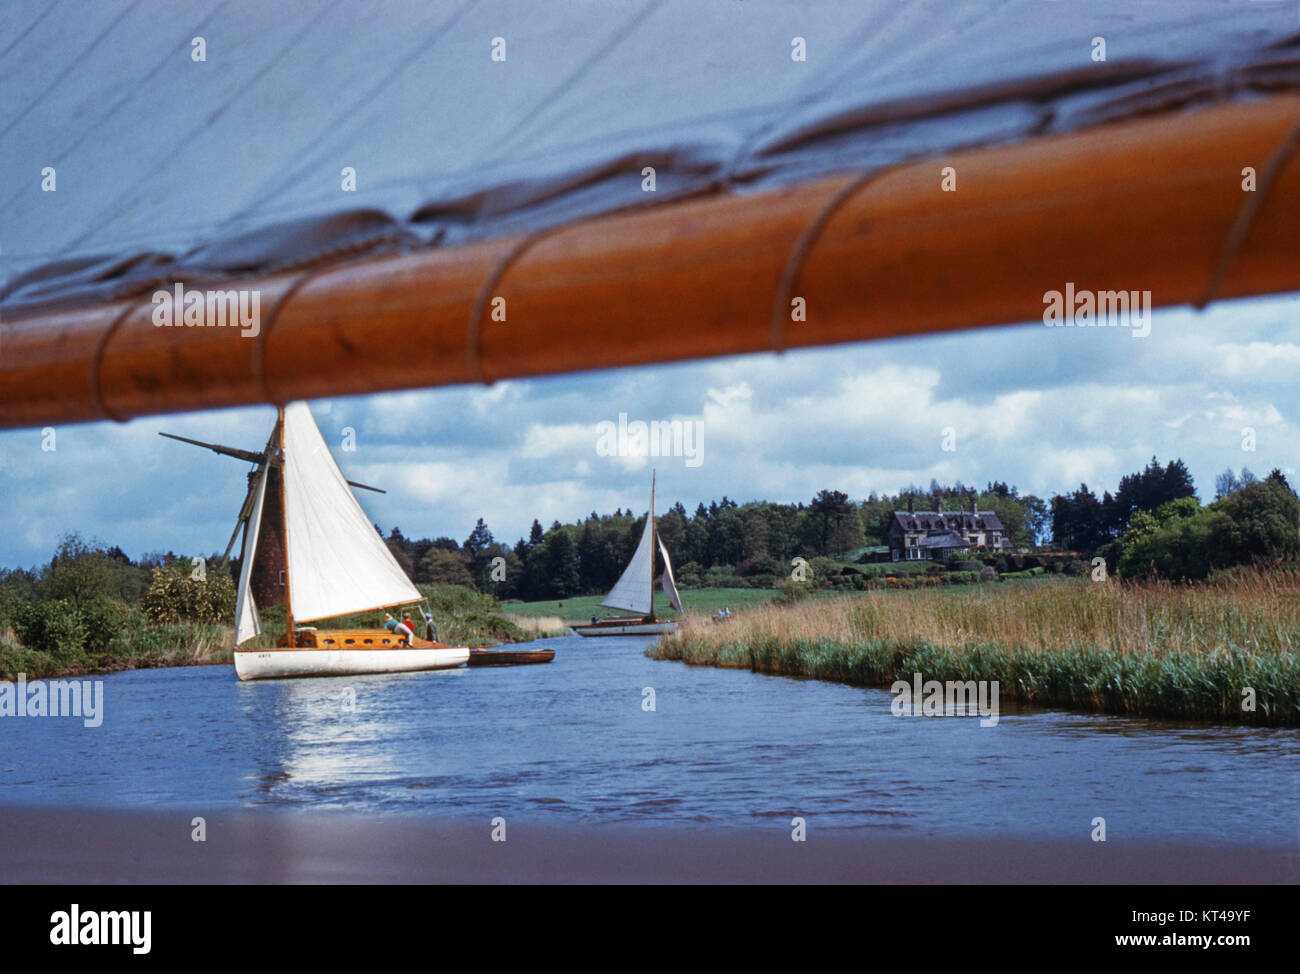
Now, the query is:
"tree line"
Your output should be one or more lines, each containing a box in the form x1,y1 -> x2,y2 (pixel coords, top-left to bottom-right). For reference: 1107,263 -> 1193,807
3,459 -> 1295,608
1049,458 -> 1300,579
379,482 -> 1052,600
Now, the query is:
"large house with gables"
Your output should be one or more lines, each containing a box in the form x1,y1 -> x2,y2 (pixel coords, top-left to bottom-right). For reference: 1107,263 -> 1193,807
889,497 -> 1012,562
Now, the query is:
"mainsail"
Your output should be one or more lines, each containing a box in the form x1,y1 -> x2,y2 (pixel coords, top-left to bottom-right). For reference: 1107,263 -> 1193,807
658,535 -> 682,615
234,462 -> 269,646
281,402 -> 423,622
601,509 -> 655,616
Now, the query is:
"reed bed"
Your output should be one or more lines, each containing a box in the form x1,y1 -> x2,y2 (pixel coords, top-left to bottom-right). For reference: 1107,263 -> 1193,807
650,567 -> 1300,725
512,615 -> 571,637
0,622 -> 235,680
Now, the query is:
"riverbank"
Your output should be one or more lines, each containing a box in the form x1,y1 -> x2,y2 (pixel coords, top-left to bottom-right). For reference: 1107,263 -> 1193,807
0,583 -> 559,682
1,804 -> 1290,883
649,567 -> 1300,725
0,624 -> 234,681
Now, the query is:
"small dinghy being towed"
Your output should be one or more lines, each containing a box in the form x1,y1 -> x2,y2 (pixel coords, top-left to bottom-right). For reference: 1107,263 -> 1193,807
573,472 -> 682,637
466,647 -> 556,666
167,402 -> 469,680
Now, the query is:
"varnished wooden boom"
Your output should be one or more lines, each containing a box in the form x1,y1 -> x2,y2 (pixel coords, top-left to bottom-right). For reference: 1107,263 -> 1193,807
1,95 -> 1298,430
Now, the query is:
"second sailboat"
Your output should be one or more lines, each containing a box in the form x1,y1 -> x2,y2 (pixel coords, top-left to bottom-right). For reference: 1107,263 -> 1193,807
573,473 -> 682,637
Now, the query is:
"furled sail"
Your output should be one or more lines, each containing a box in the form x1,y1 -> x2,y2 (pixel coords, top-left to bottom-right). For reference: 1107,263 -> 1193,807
281,402 -> 422,621
234,462 -> 269,646
601,511 -> 655,616
658,535 -> 682,615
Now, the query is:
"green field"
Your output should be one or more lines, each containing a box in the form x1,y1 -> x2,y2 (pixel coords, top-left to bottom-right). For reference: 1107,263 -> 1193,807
499,587 -> 779,624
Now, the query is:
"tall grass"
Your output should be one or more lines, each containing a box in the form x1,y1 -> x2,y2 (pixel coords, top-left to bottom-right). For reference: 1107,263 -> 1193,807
0,621 -> 234,680
650,566 -> 1300,725
512,616 -> 571,638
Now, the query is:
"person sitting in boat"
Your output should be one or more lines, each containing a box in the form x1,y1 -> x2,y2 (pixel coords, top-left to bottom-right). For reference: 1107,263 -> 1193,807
383,612 -> 414,645
402,612 -> 417,639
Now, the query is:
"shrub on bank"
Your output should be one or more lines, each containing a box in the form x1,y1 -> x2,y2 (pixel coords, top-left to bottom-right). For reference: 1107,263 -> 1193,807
10,598 -> 89,664
0,596 -> 230,679
1002,566 -> 1046,579
80,594 -> 133,653
419,584 -> 524,645
142,562 -> 235,624
775,579 -> 815,603
675,561 -> 704,587
703,565 -> 737,588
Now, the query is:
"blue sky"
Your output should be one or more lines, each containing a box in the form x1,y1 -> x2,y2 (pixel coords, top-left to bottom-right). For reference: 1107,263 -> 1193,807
1,294 -> 1296,570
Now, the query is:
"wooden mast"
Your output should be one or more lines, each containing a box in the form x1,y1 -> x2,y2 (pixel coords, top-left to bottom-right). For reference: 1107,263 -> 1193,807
646,470 -> 656,623
278,406 -> 294,646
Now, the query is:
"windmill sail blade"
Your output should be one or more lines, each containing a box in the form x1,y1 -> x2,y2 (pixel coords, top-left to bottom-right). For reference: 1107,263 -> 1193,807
234,463 -> 270,646
221,473 -> 265,562
159,432 -> 384,493
601,511 -> 655,616
281,402 -> 422,622
658,535 -> 682,615
158,432 -> 267,465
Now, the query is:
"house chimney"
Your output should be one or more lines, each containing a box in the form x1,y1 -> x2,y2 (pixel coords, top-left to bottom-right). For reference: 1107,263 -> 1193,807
971,495 -> 977,516
907,497 -> 914,514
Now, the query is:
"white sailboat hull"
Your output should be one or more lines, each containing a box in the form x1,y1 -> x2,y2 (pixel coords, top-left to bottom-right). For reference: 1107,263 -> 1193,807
234,645 -> 470,680
573,620 -> 678,637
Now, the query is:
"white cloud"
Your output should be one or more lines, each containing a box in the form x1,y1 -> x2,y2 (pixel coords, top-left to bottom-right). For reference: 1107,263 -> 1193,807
519,422 -> 596,459
1,298 -> 1297,566
1213,341 -> 1300,383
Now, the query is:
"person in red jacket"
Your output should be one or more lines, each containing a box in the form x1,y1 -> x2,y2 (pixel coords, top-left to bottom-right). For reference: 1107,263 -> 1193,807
384,612 -> 414,645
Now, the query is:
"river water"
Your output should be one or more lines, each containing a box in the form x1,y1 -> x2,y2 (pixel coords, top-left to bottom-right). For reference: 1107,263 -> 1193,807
0,635 -> 1295,843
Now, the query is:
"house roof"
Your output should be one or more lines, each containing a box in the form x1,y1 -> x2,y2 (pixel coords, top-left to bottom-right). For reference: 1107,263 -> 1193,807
892,510 -> 1005,532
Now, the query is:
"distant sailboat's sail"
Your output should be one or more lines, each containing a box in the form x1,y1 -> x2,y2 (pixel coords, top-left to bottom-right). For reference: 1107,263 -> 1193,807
234,463 -> 269,646
281,402 -> 423,622
601,511 -> 655,615
658,535 -> 682,615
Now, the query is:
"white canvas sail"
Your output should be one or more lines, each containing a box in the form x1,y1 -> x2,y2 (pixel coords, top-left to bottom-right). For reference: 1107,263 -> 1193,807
234,462 -> 269,646
601,511 -> 655,616
281,402 -> 423,622
658,535 -> 682,615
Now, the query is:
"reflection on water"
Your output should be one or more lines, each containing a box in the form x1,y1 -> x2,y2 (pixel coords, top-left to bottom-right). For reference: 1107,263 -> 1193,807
236,669 -> 470,803
0,635 -> 1295,843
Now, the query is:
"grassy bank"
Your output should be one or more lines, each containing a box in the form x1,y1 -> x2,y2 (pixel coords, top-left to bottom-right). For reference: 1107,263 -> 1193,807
0,584 -> 536,681
0,621 -> 233,680
649,567 -> 1300,725
500,587 -> 779,624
